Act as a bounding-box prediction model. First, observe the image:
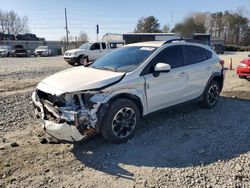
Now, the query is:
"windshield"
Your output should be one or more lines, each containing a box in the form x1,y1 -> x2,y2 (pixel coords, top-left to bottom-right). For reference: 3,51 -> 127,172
37,46 -> 47,49
0,45 -> 9,49
79,43 -> 92,49
92,46 -> 157,73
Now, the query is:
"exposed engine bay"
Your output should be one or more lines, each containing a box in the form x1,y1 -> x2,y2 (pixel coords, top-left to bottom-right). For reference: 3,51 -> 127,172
31,89 -> 108,142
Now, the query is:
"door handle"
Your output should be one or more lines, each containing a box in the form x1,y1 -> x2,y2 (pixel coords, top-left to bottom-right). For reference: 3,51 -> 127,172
206,67 -> 212,71
179,72 -> 187,77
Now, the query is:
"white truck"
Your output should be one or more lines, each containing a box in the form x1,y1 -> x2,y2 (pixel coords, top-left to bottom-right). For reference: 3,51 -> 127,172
64,41 -> 124,66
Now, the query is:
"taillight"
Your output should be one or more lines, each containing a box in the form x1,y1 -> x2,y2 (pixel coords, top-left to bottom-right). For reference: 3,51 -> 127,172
219,60 -> 225,68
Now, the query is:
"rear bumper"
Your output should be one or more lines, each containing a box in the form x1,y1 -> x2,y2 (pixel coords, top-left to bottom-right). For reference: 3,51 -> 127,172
236,67 -> 250,77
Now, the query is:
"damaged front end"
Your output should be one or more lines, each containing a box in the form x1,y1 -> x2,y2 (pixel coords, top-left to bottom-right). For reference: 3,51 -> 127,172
31,89 -> 105,142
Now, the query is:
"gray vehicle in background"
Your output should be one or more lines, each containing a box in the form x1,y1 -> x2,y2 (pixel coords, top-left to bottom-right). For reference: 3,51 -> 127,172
0,45 -> 12,57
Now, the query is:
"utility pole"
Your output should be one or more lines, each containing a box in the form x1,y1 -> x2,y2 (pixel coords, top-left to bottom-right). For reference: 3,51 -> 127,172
65,8 -> 69,44
96,24 -> 99,41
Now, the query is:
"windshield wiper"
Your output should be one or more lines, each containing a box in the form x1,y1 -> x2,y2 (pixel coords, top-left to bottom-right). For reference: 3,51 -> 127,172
93,66 -> 117,72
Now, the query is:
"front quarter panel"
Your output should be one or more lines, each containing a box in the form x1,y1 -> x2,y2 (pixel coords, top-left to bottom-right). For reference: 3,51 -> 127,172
97,75 -> 148,115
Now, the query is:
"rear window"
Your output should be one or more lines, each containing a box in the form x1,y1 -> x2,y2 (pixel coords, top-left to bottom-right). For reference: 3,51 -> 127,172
183,45 -> 203,65
202,48 -> 212,60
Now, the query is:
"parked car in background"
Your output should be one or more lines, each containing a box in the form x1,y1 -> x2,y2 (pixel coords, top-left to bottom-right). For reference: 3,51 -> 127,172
34,46 -> 52,57
12,45 -> 30,57
0,32 -> 15,40
0,45 -> 12,57
32,40 -> 225,143
212,44 -> 225,54
236,54 -> 250,80
64,41 -> 125,66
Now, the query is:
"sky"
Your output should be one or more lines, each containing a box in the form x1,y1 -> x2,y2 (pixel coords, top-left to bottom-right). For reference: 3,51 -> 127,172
1,0 -> 250,41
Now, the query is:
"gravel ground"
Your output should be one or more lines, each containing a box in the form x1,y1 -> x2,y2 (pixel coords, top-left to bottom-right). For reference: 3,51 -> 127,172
0,53 -> 249,188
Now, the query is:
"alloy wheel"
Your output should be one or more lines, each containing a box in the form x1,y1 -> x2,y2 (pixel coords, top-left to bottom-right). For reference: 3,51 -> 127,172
112,107 -> 136,139
207,84 -> 219,105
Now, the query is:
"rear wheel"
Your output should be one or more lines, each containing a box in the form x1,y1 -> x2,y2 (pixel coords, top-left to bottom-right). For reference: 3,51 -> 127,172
239,75 -> 246,79
201,80 -> 220,109
100,99 -> 140,143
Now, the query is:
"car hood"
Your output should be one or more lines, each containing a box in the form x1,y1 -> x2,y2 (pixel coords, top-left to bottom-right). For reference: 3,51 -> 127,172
35,49 -> 48,52
66,49 -> 86,54
37,67 -> 125,96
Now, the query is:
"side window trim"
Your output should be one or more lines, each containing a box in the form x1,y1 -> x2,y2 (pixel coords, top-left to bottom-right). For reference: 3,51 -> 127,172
140,45 -> 184,76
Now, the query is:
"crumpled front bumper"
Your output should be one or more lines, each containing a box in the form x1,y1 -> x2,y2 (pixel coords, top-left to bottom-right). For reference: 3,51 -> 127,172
31,92 -> 85,142
38,119 -> 84,142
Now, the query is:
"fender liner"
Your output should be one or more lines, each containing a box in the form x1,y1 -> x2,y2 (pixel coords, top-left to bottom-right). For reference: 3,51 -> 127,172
203,72 -> 224,94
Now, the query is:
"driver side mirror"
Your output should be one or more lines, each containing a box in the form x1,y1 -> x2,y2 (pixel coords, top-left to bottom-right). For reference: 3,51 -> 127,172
154,63 -> 171,73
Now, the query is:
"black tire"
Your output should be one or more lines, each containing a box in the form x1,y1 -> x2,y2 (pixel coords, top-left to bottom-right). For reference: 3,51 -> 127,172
67,61 -> 76,66
100,98 -> 140,144
239,75 -> 246,79
77,55 -> 89,66
201,80 -> 220,109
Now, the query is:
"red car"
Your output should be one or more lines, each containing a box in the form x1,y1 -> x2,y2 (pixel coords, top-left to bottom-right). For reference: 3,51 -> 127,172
236,55 -> 250,80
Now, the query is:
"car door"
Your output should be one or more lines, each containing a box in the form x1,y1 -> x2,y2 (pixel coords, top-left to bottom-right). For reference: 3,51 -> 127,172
89,42 -> 102,61
143,45 -> 189,113
181,45 -> 212,100
101,42 -> 109,56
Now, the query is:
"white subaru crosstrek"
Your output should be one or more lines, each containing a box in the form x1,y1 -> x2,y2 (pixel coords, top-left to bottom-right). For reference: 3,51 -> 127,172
32,40 -> 225,143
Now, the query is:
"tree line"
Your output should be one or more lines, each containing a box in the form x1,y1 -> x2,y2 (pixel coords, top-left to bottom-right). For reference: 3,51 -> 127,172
0,10 -> 29,35
1,8 -> 249,46
134,9 -> 250,46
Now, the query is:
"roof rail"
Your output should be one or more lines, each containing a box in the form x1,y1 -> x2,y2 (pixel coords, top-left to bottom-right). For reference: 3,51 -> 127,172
163,38 -> 201,45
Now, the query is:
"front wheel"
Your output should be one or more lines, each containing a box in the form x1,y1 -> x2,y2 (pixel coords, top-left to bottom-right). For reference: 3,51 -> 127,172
78,56 -> 89,66
100,99 -> 140,143
201,80 -> 220,109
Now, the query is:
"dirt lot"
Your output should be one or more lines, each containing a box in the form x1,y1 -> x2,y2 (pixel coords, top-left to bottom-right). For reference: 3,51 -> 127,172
0,53 -> 249,188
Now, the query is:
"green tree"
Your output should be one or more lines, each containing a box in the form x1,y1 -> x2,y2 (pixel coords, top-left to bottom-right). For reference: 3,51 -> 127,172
134,16 -> 161,33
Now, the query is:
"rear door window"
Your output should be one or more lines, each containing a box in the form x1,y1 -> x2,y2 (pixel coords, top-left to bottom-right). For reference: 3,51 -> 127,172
101,43 -> 106,49
202,48 -> 212,60
183,45 -> 204,65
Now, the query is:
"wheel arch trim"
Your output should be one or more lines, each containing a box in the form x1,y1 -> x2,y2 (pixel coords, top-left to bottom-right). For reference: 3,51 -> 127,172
204,72 -> 224,93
